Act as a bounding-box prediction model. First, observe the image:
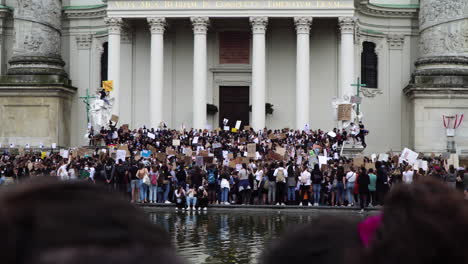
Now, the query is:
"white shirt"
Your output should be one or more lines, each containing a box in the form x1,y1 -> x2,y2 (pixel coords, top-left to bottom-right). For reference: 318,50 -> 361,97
57,164 -> 69,180
255,170 -> 264,182
273,167 -> 288,182
403,170 -> 414,184
299,170 -> 311,186
346,171 -> 356,183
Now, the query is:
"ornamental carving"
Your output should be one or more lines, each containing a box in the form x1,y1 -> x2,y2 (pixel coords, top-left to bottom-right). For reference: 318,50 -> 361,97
250,17 -> 268,34
147,17 -> 166,35
338,17 -> 356,34
387,34 -> 405,50
420,0 -> 466,29
294,17 -> 313,34
16,0 -> 61,31
191,17 -> 209,34
76,34 -> 92,50
104,17 -> 124,34
13,0 -> 62,57
420,20 -> 468,57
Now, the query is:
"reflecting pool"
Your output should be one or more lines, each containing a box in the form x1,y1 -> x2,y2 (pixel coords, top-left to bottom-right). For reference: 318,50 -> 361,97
149,209 -> 368,264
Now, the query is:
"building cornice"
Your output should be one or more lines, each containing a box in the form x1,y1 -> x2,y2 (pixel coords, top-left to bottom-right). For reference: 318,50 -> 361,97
63,4 -> 107,20
357,0 -> 418,18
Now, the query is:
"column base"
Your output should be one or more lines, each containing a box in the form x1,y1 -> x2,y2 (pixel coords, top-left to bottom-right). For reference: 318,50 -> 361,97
0,75 -> 76,147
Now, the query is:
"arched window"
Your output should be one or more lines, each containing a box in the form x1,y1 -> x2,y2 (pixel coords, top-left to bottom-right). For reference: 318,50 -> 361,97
100,42 -> 108,83
361,41 -> 378,88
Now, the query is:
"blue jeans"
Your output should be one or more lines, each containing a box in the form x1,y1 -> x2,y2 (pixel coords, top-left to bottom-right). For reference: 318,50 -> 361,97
139,180 -> 148,202
221,187 -> 229,203
149,185 -> 157,202
347,182 -> 355,205
187,196 -> 197,207
287,186 -> 296,202
163,183 -> 171,202
157,186 -> 164,203
336,182 -> 344,205
313,184 -> 321,204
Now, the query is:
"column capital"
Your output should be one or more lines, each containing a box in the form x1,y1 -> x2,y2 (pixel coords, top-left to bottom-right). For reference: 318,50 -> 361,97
338,16 -> 356,34
104,17 -> 123,35
191,17 -> 209,34
75,34 -> 92,50
294,17 -> 313,34
387,34 -> 405,50
147,17 -> 166,35
250,16 -> 268,34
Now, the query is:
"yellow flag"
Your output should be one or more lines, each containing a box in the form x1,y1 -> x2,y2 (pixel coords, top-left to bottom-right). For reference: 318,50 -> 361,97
41,152 -> 47,159
231,128 -> 238,133
102,80 -> 114,92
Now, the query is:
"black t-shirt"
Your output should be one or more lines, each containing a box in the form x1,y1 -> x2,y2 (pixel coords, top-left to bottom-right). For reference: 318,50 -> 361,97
129,165 -> 139,180
267,170 -> 275,182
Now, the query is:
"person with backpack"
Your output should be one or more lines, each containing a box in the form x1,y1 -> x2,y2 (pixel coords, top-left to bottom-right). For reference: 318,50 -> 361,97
274,162 -> 288,206
149,165 -> 159,203
206,164 -> 218,204
267,165 -> 276,205
311,164 -> 323,206
220,167 -> 231,205
286,163 -> 297,205
104,158 -> 115,190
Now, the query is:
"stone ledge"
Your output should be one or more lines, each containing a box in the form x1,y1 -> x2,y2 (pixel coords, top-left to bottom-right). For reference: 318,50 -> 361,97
404,86 -> 468,99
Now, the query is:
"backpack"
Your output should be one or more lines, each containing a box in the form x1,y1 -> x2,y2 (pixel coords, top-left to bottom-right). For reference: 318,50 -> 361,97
276,169 -> 285,183
151,173 -> 158,185
261,177 -> 269,190
208,169 -> 216,184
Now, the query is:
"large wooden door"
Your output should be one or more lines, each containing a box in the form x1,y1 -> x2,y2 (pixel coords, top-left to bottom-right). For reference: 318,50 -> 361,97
219,86 -> 250,128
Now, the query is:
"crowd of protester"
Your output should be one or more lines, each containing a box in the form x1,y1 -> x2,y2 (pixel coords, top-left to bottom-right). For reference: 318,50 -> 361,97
1,125 -> 467,213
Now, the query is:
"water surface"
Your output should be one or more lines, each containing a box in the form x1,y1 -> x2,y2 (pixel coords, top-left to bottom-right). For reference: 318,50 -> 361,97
149,209 -> 367,264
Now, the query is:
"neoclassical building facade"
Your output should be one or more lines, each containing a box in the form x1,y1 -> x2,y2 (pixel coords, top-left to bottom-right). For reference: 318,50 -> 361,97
0,0 -> 466,155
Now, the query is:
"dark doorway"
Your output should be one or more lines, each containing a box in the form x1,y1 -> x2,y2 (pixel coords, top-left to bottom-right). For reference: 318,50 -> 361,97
100,42 -> 108,84
219,86 -> 250,128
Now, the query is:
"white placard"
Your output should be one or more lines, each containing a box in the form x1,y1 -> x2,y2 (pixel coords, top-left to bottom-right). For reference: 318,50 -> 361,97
147,132 -> 156,139
192,137 -> 199,144
400,148 -> 418,165
52,143 -> 57,149
223,126 -> 230,131
378,153 -> 389,162
25,144 -> 30,149
318,155 -> 328,168
60,149 -> 69,159
116,150 -> 126,163
39,143 -> 44,149
235,120 -> 242,130
9,143 -> 15,148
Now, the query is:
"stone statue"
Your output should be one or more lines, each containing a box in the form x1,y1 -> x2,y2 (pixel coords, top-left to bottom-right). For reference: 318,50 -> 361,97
89,92 -> 115,130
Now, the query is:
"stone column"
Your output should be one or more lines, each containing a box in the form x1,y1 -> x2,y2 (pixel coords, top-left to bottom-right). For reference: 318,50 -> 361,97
104,17 -> 123,117
191,17 -> 209,130
294,17 -> 313,130
250,17 -> 268,131
8,0 -> 66,76
404,0 -> 468,153
148,17 -> 166,129
338,17 -> 356,101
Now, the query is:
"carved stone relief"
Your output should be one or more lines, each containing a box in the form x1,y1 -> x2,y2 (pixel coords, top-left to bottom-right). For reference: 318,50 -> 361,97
420,0 -> 467,30
419,19 -> 468,57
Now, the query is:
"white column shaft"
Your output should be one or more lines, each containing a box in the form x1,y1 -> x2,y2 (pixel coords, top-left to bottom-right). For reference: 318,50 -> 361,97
148,17 -> 166,129
250,17 -> 268,131
338,17 -> 356,100
340,33 -> 354,98
295,17 -> 312,130
108,33 -> 121,116
191,17 -> 209,130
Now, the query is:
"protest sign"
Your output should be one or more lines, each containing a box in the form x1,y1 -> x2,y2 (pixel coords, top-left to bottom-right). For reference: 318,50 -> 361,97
224,126 -> 230,131
353,157 -> 365,167
141,150 -> 151,158
235,120 -> 242,130
243,125 -> 251,131
228,153 -> 234,160
229,160 -> 237,168
192,137 -> 199,144
196,156 -> 204,166
157,153 -> 167,162
351,96 -> 362,104
276,147 -> 286,157
116,150 -> 126,163
110,115 -> 119,124
213,143 -> 222,149
247,143 -> 256,158
400,148 -> 418,164
371,153 -> 377,163
200,150 -> 209,157
51,143 -> 57,149
318,156 -> 328,168
172,139 -> 181,146
231,128 -> 238,133
147,132 -> 156,139
337,104 -> 352,121
60,149 -> 69,159
378,153 -> 389,162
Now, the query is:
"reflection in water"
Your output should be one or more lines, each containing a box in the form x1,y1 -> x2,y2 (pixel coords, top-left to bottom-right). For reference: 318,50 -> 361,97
149,210 -> 366,264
